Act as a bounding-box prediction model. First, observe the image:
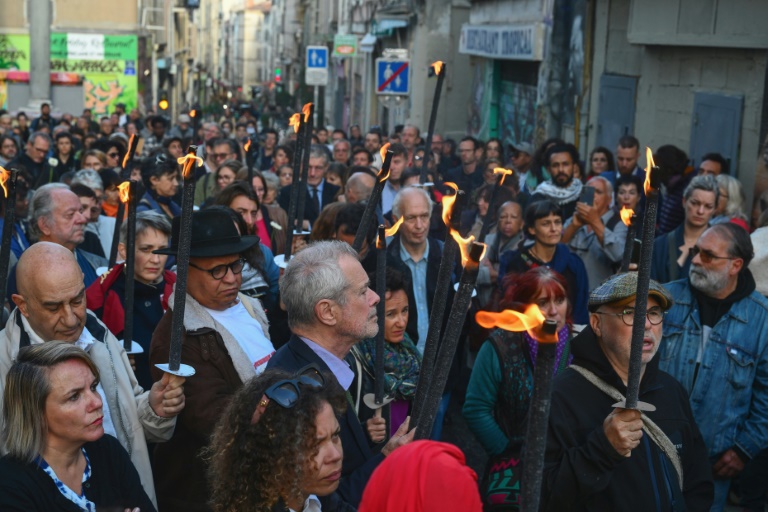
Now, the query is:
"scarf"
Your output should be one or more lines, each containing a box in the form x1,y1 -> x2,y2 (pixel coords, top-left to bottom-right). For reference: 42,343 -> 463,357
533,178 -> 583,205
524,325 -> 572,373
354,333 -> 422,400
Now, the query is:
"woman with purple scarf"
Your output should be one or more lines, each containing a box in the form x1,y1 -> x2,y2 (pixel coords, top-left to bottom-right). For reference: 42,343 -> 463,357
463,266 -> 573,511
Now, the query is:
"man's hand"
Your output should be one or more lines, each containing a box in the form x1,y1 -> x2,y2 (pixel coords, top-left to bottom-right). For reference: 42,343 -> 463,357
381,416 -> 416,456
148,373 -> 185,418
603,408 -> 643,457
366,416 -> 387,443
575,202 -> 601,228
712,449 -> 745,478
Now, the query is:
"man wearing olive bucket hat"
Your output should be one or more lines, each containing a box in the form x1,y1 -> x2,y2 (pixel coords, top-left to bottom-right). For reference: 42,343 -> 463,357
149,207 -> 274,511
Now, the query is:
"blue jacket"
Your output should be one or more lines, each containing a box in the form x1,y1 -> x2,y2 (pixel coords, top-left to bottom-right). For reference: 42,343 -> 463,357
660,277 -> 768,459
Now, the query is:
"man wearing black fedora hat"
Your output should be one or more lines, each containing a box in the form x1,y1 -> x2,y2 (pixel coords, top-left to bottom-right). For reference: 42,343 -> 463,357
149,207 -> 274,511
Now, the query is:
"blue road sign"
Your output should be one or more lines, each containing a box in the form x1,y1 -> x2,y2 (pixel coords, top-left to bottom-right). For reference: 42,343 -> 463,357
307,46 -> 328,69
376,59 -> 410,95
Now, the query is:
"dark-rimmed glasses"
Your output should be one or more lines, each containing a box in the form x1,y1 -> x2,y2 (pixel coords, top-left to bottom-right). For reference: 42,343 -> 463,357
690,246 -> 738,264
188,257 -> 245,280
594,306 -> 665,326
265,364 -> 325,409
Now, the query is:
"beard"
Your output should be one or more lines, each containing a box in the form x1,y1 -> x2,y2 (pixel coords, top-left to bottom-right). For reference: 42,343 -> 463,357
689,264 -> 731,296
553,172 -> 573,187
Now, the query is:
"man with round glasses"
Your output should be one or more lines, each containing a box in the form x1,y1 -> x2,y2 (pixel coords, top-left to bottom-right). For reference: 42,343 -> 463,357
149,207 -> 274,511
660,222 -> 768,511
542,271 -> 713,510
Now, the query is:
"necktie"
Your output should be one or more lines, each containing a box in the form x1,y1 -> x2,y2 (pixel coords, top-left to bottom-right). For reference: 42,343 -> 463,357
311,186 -> 320,213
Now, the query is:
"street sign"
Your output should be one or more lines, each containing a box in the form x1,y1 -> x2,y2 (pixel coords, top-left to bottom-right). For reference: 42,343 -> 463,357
333,35 -> 358,57
376,58 -> 410,95
305,45 -> 328,86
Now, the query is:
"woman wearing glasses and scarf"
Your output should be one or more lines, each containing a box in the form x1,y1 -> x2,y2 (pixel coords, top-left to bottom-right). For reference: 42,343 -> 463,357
207,367 -> 354,512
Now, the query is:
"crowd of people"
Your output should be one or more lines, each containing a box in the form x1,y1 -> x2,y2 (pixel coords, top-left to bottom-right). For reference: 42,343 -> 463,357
0,102 -> 766,512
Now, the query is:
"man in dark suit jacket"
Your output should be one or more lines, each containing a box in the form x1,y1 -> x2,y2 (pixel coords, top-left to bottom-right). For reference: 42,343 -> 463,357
267,241 -> 414,507
278,144 -> 340,225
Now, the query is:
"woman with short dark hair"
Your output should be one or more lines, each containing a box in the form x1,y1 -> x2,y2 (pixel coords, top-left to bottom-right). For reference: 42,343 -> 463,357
137,152 -> 181,219
0,342 -> 155,511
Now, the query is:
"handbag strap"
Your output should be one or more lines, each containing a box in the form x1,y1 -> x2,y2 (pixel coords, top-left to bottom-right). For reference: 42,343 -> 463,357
568,364 -> 683,489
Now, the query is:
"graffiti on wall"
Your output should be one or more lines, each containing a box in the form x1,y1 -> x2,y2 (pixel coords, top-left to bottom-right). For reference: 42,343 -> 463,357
499,81 -> 537,148
84,80 -> 125,113
467,59 -> 494,141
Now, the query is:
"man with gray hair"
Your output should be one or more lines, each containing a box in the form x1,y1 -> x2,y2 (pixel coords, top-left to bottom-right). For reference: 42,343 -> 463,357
660,223 -> 768,510
651,174 -> 718,283
277,144 -> 340,224
345,169 -> 376,204
268,240 -> 414,507
6,184 -> 107,303
562,175 -> 627,289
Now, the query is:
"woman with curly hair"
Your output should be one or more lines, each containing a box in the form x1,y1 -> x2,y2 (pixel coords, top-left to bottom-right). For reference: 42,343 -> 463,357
207,367 -> 354,512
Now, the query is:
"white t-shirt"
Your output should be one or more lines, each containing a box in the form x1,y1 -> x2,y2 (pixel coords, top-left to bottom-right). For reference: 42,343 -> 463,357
205,301 -> 275,374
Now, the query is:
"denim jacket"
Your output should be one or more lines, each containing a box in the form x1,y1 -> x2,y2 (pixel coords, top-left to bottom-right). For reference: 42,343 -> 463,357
659,278 -> 768,459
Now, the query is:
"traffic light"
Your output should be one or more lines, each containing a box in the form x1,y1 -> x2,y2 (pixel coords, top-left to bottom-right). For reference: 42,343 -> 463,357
275,67 -> 282,83
158,90 -> 169,111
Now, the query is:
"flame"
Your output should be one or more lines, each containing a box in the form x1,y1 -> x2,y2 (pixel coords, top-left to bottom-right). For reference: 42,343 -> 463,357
289,113 -> 301,133
376,143 -> 392,181
0,166 -> 9,199
440,182 -> 487,265
644,146 -> 656,195
431,61 -> 444,76
493,167 -> 513,186
189,109 -> 196,118
376,216 -> 405,246
122,134 -> 135,169
302,102 -> 313,122
244,139 -> 252,152
118,181 -> 131,204
620,206 -> 634,227
476,304 -> 557,342
177,153 -> 204,178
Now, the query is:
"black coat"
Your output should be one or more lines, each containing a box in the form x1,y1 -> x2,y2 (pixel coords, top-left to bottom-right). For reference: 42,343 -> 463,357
0,435 -> 155,512
542,326 -> 714,511
277,180 -> 340,224
267,335 -> 384,508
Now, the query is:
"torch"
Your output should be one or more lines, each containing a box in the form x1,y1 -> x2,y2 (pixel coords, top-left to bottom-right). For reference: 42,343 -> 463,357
244,137 -> 258,193
153,147 -> 201,379
0,166 -> 18,303
109,134 -> 142,268
118,180 -> 142,354
295,102 -> 314,233
477,305 -> 558,511
189,106 -> 199,144
420,61 -> 446,186
410,183 -> 467,425
619,207 -> 639,272
415,238 -> 486,439
352,143 -> 392,253
362,218 -> 404,421
478,167 -> 514,244
624,148 -> 661,411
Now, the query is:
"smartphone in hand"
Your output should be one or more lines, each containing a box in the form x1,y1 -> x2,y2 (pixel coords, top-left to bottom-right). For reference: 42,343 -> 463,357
579,186 -> 595,206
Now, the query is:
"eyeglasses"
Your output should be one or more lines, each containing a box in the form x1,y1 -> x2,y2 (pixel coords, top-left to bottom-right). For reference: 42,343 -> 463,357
593,307 -> 665,326
265,364 -> 325,409
107,152 -> 119,158
189,257 -> 245,280
211,152 -> 232,160
690,245 -> 739,263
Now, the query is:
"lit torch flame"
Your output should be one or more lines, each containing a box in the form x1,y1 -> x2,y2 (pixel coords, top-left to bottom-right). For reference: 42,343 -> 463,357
0,166 -> 9,199
377,217 -> 405,245
118,181 -> 131,204
644,147 -> 656,196
476,304 -> 557,343
244,139 -> 252,152
441,182 -> 487,265
493,167 -> 513,186
177,153 -> 204,178
289,113 -> 301,134
302,102 -> 313,122
620,206 -> 635,227
189,109 -> 196,119
431,61 -> 444,76
377,143 -> 392,182
122,134 -> 136,170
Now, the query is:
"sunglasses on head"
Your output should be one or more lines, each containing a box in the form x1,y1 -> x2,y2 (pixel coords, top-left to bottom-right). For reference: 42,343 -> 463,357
251,364 -> 326,425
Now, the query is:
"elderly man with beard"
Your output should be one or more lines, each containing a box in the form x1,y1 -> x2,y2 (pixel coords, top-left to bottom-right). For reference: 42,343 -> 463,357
542,272 -> 713,511
660,223 -> 768,511
529,143 -> 583,220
